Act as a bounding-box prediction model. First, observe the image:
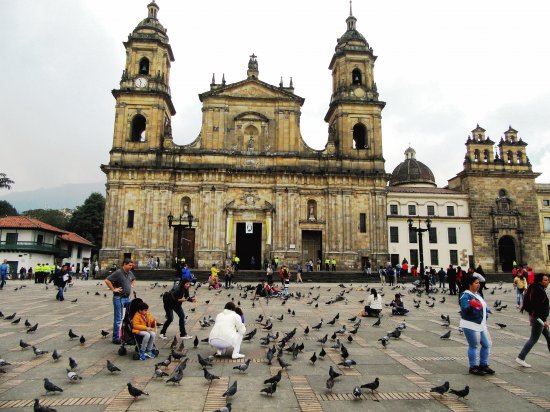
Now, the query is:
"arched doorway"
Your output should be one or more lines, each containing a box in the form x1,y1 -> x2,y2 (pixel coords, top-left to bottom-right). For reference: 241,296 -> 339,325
498,236 -> 516,272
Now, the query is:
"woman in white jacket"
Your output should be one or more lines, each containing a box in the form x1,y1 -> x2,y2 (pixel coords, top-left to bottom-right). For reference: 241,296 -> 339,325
209,302 -> 247,359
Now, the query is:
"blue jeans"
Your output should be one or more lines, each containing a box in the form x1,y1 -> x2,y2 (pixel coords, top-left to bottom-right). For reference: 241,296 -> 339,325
518,317 -> 550,360
463,328 -> 491,367
0,275 -> 6,289
56,286 -> 64,300
516,288 -> 524,306
112,296 -> 130,341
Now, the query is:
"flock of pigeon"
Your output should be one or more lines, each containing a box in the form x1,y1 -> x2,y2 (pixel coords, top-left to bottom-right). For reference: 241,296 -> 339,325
0,278 -> 517,411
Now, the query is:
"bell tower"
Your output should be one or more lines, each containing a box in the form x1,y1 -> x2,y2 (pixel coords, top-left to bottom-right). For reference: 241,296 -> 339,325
109,0 -> 175,163
324,4 -> 385,169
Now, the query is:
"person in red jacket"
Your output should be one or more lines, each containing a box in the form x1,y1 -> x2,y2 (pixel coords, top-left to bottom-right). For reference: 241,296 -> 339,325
526,266 -> 535,286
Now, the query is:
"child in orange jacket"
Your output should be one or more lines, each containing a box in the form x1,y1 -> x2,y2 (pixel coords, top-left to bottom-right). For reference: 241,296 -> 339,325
132,301 -> 157,360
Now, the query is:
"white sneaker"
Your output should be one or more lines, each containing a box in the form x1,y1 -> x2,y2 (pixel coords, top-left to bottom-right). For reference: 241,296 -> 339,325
232,353 -> 245,359
180,335 -> 194,340
159,334 -> 167,340
515,357 -> 531,368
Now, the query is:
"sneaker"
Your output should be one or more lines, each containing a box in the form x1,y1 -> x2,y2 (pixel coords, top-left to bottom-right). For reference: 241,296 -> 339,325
140,351 -> 146,361
232,353 -> 245,359
145,351 -> 156,359
180,335 -> 194,340
515,357 -> 531,368
159,334 -> 167,340
479,365 -> 495,375
469,366 -> 487,376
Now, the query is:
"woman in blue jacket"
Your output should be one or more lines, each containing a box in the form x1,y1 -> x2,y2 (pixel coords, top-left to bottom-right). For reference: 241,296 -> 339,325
459,274 -> 494,376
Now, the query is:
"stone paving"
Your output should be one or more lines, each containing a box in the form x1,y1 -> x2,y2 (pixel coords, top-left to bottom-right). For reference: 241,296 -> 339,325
0,279 -> 549,411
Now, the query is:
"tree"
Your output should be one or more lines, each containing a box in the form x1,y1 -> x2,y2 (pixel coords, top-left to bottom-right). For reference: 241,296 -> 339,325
0,200 -> 17,216
22,209 -> 69,230
68,192 -> 105,251
0,173 -> 14,190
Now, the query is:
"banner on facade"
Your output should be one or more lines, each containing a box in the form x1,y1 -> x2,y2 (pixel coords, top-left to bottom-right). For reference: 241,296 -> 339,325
246,222 -> 253,234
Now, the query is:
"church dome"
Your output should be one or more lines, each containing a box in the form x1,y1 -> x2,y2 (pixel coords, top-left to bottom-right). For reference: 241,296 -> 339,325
389,147 -> 437,187
131,1 -> 168,41
334,11 -> 372,54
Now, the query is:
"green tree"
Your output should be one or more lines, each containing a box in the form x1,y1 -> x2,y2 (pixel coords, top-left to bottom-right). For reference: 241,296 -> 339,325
68,192 -> 105,251
0,173 -> 14,190
23,209 -> 69,230
0,200 -> 18,216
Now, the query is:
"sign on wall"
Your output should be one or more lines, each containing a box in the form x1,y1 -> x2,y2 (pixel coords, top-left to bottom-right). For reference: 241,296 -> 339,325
245,222 -> 253,234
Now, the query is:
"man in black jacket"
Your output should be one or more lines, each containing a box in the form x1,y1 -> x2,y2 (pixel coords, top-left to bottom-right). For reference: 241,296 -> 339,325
516,274 -> 550,367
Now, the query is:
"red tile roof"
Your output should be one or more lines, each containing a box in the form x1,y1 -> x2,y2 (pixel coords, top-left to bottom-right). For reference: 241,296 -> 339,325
0,216 -> 65,233
59,232 -> 94,247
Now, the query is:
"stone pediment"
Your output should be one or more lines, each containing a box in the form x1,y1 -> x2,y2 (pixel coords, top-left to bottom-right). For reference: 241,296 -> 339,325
223,83 -> 282,99
200,79 -> 303,103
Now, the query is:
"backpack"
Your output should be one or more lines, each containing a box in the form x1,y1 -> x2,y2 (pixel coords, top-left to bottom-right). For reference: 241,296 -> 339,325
521,287 -> 534,313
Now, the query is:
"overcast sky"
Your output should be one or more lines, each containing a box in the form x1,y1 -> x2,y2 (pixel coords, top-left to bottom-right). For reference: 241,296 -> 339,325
2,0 -> 550,196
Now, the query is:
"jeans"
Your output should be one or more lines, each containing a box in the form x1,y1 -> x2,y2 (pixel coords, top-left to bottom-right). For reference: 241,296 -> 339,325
56,286 -> 64,300
463,328 -> 491,367
138,331 -> 156,351
0,275 -> 6,289
112,296 -> 130,341
518,317 -> 550,360
516,288 -> 524,306
160,303 -> 187,336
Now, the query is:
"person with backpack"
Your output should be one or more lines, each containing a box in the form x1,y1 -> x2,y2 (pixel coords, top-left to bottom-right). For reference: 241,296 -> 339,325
516,274 -> 550,368
159,278 -> 195,340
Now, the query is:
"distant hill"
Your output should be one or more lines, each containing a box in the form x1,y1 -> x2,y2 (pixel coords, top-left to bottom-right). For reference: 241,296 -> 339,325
0,181 -> 105,212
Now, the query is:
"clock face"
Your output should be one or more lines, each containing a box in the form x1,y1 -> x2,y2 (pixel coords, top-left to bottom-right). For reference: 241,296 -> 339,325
134,77 -> 148,88
353,87 -> 366,98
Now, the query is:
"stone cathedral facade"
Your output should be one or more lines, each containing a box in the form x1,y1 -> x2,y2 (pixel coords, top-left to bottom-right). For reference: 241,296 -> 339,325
100,2 -> 389,270
100,2 -> 548,273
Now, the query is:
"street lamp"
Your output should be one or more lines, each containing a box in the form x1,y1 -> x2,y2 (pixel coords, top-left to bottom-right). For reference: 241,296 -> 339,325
407,217 -> 432,276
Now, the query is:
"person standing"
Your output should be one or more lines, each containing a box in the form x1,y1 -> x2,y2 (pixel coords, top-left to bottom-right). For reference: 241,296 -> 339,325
104,259 -> 136,344
459,274 -> 494,375
438,267 -> 446,288
156,257 -> 160,270
324,257 -> 330,271
331,258 -> 336,271
224,262 -> 234,288
266,264 -> 274,285
295,264 -> 303,283
53,264 -> 70,301
233,256 -> 240,273
378,265 -> 386,285
513,272 -> 527,308
159,278 -> 195,340
365,258 -> 372,276
209,263 -> 220,289
0,259 -> 9,289
516,274 -> 550,367
447,265 -> 457,295
316,258 -> 321,272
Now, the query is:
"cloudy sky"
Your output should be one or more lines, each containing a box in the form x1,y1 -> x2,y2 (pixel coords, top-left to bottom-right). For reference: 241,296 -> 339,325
2,0 -> 550,196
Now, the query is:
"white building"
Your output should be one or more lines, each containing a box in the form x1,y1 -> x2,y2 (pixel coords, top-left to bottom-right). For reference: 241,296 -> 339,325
386,148 -> 473,271
0,216 -> 94,275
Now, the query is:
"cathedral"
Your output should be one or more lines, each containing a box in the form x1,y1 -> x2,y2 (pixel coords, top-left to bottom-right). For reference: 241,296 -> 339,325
100,1 -> 548,273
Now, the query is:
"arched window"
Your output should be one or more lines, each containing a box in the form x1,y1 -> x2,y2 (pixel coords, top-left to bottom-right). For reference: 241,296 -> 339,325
352,123 -> 367,149
139,58 -> 149,75
307,200 -> 317,222
506,151 -> 513,164
483,150 -> 489,163
352,69 -> 362,85
473,149 -> 480,162
130,114 -> 146,142
516,151 -> 523,164
498,189 -> 507,198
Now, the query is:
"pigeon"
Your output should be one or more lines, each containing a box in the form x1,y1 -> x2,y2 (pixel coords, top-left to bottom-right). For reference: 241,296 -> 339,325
388,329 -> 401,339
155,354 -> 172,369
171,349 -> 185,360
170,336 -> 178,349
449,385 -> 470,399
5,312 -> 16,320
347,335 -> 354,343
361,377 -> 380,393
372,317 -> 381,327
11,317 -> 21,324
101,330 -> 109,338
70,298 -> 78,303
326,377 -> 335,392
33,346 -> 49,357
68,329 -> 78,339
319,347 -> 326,358
222,380 -> 238,398
266,348 -> 274,365
0,359 -> 11,367
20,339 -> 31,350
277,314 -> 284,321
430,381 -> 450,396
278,357 -> 291,369
260,382 -> 277,396
348,316 -> 357,322
127,382 -> 149,397
153,368 -> 169,378
79,335 -> 86,345
27,323 -> 38,333
198,354 -> 213,368
264,369 -> 282,385
312,320 -> 323,330
232,359 -> 251,373
166,368 -> 184,385
352,386 -> 362,399
68,357 -> 78,370
440,330 -> 451,339
193,336 -> 199,348
338,359 -> 357,368
33,398 -> 57,412
52,350 -> 62,361
66,369 -> 82,382
329,366 -> 342,380
213,404 -> 232,412
106,360 -> 121,373
496,323 -> 507,329
43,378 -> 63,394
203,367 -> 220,382
304,326 -> 310,335
378,336 -> 389,348
327,318 -> 336,326
317,334 -> 328,345
310,352 -> 317,365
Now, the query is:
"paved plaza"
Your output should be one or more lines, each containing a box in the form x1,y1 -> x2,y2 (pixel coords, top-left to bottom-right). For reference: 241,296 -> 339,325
0,278 -> 549,411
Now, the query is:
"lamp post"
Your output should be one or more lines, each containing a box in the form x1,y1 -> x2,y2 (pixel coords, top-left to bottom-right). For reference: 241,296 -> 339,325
407,217 -> 432,276
167,212 -> 194,268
